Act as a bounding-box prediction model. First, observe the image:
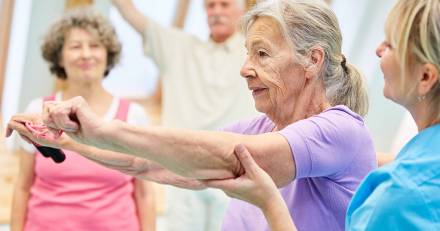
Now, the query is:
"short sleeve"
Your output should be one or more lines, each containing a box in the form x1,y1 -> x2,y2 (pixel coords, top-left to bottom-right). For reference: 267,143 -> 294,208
126,102 -> 149,127
142,19 -> 195,72
19,98 -> 44,153
278,109 -> 363,179
348,185 -> 439,231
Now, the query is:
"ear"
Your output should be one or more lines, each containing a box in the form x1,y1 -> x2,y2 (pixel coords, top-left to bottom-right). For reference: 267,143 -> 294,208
417,63 -> 439,96
305,47 -> 325,80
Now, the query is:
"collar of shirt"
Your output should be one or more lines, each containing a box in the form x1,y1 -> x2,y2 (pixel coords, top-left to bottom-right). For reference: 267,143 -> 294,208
207,32 -> 244,52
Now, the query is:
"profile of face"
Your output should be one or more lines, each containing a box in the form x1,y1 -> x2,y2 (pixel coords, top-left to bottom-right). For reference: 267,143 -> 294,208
376,40 -> 405,104
205,0 -> 243,42
60,27 -> 108,83
240,17 -> 307,117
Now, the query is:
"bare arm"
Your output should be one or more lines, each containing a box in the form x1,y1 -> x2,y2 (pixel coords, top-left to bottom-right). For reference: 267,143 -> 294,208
10,149 -> 35,231
5,115 -> 205,190
134,179 -> 156,231
62,139 -> 206,190
377,152 -> 395,167
9,97 -> 296,187
41,97 -> 295,186
112,0 -> 147,34
100,121 -> 294,186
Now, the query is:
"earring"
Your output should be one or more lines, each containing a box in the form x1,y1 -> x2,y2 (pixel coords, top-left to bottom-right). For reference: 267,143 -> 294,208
417,95 -> 426,102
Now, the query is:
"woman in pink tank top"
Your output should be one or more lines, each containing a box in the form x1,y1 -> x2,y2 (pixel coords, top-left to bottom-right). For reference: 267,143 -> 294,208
10,8 -> 156,231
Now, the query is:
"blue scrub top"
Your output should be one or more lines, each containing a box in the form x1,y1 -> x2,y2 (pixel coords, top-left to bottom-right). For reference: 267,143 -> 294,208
345,124 -> 440,230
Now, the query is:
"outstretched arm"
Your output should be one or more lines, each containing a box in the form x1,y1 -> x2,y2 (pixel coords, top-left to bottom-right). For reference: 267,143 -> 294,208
204,144 -> 297,231
41,97 -> 295,186
6,114 -> 205,190
112,0 -> 147,34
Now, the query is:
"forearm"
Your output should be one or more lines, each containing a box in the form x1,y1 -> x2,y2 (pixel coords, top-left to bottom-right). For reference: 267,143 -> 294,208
101,121 -> 244,180
11,187 -> 31,231
135,180 -> 156,231
112,0 -> 147,34
62,138 -> 205,189
138,163 -> 206,190
262,193 -> 297,231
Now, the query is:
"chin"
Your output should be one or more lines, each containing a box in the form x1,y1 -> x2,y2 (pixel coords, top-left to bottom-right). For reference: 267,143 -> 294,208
254,102 -> 269,114
211,27 -> 232,38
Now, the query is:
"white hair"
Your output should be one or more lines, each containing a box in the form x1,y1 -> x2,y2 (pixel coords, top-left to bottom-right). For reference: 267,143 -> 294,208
242,0 -> 369,116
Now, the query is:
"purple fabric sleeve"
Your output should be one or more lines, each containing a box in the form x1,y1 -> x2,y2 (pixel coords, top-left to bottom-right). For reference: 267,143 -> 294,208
278,108 -> 363,179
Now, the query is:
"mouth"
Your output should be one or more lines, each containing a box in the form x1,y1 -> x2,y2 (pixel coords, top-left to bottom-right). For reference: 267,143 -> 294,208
249,87 -> 268,97
78,63 -> 94,70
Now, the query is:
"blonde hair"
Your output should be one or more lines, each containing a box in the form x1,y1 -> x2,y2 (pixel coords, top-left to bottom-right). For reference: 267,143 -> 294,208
386,0 -> 440,121
242,0 -> 368,116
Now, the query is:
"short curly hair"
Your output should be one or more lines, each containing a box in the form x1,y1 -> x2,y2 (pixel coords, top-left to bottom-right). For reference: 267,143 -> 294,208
41,8 -> 121,80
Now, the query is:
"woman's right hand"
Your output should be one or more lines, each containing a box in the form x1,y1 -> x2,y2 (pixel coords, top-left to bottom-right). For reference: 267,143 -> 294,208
42,96 -> 111,148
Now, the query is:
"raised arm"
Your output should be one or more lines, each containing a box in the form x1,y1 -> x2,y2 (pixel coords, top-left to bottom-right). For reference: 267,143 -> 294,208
40,97 -> 295,186
112,0 -> 147,34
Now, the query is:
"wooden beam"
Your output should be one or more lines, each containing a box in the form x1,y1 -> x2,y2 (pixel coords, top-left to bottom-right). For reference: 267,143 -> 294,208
0,0 -> 14,114
246,0 -> 257,10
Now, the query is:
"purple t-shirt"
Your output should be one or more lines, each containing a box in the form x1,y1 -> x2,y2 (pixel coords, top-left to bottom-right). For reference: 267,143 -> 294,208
221,105 -> 377,231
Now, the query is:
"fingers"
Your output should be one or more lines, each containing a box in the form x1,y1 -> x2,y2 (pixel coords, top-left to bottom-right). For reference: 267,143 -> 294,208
6,119 -> 34,143
43,98 -> 82,132
234,144 -> 260,174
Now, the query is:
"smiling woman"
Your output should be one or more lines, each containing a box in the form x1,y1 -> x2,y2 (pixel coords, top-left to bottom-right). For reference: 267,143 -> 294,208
9,8 -> 156,231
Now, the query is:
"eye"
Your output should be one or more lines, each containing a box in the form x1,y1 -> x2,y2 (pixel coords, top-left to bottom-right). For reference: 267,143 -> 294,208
258,50 -> 269,58
90,43 -> 100,49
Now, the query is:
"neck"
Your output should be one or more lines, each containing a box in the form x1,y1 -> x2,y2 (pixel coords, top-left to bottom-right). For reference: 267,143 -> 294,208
62,79 -> 113,113
408,99 -> 439,132
211,31 -> 235,43
270,82 -> 330,131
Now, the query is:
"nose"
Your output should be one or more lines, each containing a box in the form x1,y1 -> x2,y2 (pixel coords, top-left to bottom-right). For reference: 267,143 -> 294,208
376,42 -> 385,58
80,45 -> 92,58
240,57 -> 255,79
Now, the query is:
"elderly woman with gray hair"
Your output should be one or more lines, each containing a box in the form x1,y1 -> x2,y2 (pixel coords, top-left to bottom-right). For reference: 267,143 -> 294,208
7,0 -> 376,230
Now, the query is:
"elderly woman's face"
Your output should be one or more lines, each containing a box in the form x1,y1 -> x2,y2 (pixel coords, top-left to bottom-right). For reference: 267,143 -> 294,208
60,27 -> 107,82
241,17 -> 306,116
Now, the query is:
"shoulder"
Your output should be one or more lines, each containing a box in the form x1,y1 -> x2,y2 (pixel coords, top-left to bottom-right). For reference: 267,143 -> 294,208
220,114 -> 274,134
280,105 -> 369,145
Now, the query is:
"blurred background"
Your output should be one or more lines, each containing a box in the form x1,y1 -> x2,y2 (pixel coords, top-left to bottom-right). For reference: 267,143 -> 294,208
0,0 -> 415,230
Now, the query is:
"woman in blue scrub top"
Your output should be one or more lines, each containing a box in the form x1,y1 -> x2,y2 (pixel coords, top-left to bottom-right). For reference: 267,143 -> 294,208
345,0 -> 440,230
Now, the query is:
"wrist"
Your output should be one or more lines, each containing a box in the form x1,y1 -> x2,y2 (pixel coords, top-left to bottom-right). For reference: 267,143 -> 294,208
260,192 -> 285,215
96,120 -> 125,150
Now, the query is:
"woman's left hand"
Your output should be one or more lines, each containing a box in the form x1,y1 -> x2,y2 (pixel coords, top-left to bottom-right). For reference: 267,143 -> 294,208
203,144 -> 280,210
6,114 -> 67,148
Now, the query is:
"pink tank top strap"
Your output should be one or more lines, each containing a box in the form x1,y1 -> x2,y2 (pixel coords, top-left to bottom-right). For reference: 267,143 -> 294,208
114,98 -> 130,121
43,95 -> 56,102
